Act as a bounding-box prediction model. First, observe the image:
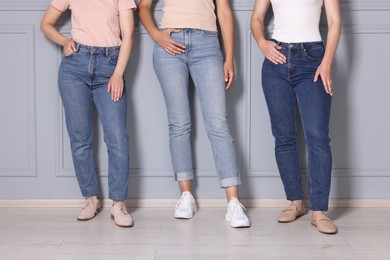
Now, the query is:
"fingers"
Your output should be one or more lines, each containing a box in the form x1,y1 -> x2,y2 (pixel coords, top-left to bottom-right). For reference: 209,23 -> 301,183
266,42 -> 286,64
314,68 -> 333,96
160,29 -> 185,56
224,69 -> 234,90
108,78 -> 124,102
314,69 -> 320,82
111,86 -> 123,102
63,39 -> 76,56
165,39 -> 185,55
165,41 -> 185,55
323,78 -> 333,96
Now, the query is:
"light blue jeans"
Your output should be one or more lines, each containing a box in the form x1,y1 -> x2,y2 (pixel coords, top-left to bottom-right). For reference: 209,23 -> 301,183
153,29 -> 240,187
58,42 -> 129,201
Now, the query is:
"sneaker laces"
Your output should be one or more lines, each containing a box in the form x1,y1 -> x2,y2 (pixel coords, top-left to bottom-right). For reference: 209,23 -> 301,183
175,193 -> 193,209
231,199 -> 246,216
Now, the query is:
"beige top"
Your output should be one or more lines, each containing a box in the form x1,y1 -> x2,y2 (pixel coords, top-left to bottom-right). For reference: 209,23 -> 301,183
51,0 -> 136,47
159,0 -> 217,32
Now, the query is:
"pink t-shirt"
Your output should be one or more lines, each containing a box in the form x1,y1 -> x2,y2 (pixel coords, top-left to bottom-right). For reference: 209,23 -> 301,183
51,0 -> 136,47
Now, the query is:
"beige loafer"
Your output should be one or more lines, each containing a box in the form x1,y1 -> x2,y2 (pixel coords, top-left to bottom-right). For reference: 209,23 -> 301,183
311,215 -> 337,234
277,205 -> 306,223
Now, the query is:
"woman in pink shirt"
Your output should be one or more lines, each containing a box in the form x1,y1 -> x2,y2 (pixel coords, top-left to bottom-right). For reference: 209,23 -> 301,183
41,0 -> 136,228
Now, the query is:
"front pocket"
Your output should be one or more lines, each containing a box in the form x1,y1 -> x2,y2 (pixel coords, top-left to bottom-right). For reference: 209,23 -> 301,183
200,30 -> 218,37
64,51 -> 77,58
108,53 -> 119,65
303,46 -> 324,61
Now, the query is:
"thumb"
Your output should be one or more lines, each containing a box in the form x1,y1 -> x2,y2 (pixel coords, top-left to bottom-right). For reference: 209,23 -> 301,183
224,68 -> 229,82
71,40 -> 76,52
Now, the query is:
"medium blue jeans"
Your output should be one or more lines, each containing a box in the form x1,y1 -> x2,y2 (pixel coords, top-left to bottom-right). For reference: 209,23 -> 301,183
58,42 -> 129,201
153,29 -> 240,187
262,40 -> 332,211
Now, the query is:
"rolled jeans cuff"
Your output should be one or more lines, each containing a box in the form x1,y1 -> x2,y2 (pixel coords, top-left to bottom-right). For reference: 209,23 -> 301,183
219,177 -> 241,188
175,171 -> 194,182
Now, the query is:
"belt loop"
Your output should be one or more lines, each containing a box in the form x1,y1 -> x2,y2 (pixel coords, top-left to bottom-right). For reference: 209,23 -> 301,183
300,43 -> 304,50
105,47 -> 109,56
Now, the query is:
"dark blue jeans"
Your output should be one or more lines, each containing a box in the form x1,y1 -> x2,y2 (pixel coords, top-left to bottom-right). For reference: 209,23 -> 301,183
262,40 -> 332,211
58,42 -> 129,201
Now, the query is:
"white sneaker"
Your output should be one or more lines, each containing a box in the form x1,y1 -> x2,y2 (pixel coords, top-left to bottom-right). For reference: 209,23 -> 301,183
225,198 -> 251,228
111,201 -> 134,228
77,196 -> 101,221
174,191 -> 197,219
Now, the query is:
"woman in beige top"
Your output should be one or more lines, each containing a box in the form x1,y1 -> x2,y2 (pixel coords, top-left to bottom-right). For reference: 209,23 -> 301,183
139,0 -> 251,228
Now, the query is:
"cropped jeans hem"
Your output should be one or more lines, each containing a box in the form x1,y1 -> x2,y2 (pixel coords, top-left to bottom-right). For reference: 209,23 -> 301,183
220,177 -> 241,188
176,171 -> 194,182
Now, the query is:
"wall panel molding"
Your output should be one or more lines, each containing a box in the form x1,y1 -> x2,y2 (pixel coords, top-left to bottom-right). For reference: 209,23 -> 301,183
0,25 -> 36,177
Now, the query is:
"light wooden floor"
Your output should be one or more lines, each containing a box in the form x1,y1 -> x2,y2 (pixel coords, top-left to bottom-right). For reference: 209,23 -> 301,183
0,207 -> 389,260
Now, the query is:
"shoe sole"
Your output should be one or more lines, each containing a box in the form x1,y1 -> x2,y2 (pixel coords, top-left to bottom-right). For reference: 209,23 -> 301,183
229,221 -> 251,228
77,207 -> 102,221
174,213 -> 194,219
111,215 -> 134,228
310,222 -> 337,234
174,207 -> 197,219
277,211 -> 306,223
226,216 -> 251,228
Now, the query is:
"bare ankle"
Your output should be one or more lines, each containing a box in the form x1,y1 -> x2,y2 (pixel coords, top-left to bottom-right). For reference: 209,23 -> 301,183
290,200 -> 304,208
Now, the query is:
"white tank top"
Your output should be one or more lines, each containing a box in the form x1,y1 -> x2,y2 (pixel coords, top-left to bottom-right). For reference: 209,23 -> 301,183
271,0 -> 323,43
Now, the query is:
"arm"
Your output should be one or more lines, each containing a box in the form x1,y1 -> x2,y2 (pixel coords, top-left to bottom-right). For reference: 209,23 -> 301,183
314,0 -> 341,96
216,0 -> 235,90
138,0 -> 185,55
40,5 -> 76,56
250,0 -> 286,64
108,9 -> 135,102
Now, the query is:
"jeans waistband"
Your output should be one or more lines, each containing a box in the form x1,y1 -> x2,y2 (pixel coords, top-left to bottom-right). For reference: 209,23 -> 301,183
271,39 -> 324,50
74,41 -> 120,55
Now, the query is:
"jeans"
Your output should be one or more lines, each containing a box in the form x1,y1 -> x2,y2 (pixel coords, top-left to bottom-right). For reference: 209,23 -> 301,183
153,29 -> 240,187
262,40 -> 332,211
58,42 -> 129,201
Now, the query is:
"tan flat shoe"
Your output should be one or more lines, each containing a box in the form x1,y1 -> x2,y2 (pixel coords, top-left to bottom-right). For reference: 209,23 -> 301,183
311,216 -> 337,234
277,205 -> 306,223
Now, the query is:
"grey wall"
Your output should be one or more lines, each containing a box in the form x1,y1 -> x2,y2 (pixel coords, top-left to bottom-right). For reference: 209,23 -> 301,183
1,0 -> 390,199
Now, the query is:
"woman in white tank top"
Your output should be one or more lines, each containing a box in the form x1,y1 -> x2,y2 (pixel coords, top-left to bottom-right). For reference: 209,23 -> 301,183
251,0 -> 341,234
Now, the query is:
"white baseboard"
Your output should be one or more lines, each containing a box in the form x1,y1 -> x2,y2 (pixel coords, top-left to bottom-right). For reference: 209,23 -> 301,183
0,199 -> 390,208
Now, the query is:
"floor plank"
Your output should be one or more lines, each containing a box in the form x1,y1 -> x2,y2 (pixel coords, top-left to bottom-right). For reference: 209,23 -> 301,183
0,207 -> 389,259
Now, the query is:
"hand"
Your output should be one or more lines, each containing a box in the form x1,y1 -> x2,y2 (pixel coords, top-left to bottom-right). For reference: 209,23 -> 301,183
314,63 -> 333,96
63,38 -> 76,56
259,40 -> 286,64
224,60 -> 235,90
155,29 -> 185,56
107,73 -> 124,102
